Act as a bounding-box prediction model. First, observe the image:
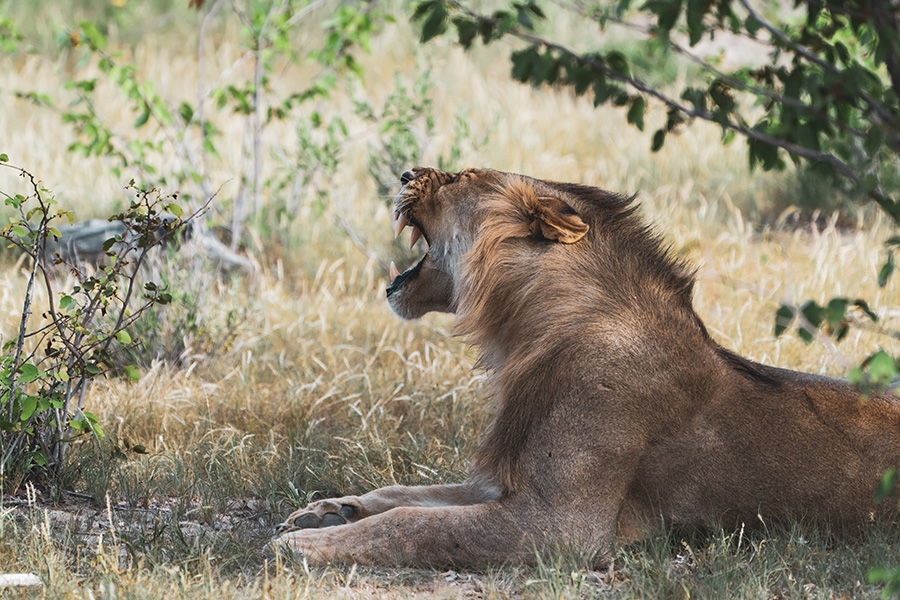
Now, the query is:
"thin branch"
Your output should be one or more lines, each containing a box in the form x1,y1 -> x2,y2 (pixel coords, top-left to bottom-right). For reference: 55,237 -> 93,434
196,0 -> 226,201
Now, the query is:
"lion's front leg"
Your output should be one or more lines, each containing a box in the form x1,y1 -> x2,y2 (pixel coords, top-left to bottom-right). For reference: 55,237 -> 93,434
275,500 -> 541,567
276,481 -> 499,534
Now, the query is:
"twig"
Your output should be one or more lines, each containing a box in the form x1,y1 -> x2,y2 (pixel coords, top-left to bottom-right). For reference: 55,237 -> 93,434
197,0 -> 225,191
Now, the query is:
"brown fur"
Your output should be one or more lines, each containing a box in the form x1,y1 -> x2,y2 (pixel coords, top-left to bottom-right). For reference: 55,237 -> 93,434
274,167 -> 900,568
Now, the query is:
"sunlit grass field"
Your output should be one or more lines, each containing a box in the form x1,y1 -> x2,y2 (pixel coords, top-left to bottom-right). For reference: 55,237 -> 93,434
1,2 -> 899,598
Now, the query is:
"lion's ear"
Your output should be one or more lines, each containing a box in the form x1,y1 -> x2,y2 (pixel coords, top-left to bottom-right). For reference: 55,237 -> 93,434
528,195 -> 589,244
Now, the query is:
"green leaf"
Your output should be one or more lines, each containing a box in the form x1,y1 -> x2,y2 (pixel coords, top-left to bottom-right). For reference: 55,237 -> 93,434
745,15 -> 762,37
878,252 -> 894,287
824,298 -> 847,326
606,51 -> 630,77
123,364 -> 139,383
12,225 -> 27,238
797,300 -> 824,344
116,330 -> 132,345
868,350 -> 897,387
20,396 -> 37,421
419,2 -> 448,43
178,101 -> 194,124
867,566 -> 888,583
646,0 -> 682,32
85,363 -> 100,375
627,96 -> 645,131
18,363 -> 38,384
774,304 -> 794,337
875,469 -> 898,503
78,20 -> 107,50
0,153 -> 7,162
453,17 -> 478,49
167,203 -> 184,217
134,109 -> 150,129
511,46 -> 540,82
651,129 -> 666,152
685,0 -> 704,45
516,5 -> 534,29
59,295 -> 76,311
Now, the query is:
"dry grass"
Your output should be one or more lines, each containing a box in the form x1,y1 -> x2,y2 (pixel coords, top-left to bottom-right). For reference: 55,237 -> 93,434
1,3 -> 899,598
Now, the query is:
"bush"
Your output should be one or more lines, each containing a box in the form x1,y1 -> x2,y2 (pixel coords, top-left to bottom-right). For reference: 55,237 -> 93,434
0,158 -> 199,493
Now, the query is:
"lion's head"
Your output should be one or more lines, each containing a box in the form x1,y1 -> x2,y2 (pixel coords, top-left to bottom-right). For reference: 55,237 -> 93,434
386,167 -> 596,325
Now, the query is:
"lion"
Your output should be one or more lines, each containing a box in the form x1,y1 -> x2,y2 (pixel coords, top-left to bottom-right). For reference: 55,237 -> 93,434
274,167 -> 900,567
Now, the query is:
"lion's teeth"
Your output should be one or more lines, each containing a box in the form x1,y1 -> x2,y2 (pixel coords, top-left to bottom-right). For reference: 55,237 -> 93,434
390,261 -> 400,281
394,213 -> 410,238
409,226 -> 423,249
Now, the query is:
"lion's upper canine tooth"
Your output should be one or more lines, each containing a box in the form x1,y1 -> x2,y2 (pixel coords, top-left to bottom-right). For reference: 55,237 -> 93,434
409,226 -> 423,249
395,213 -> 410,238
390,261 -> 400,281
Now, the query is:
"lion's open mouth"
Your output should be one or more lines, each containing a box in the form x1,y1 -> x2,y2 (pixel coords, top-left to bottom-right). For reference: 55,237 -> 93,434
386,208 -> 429,297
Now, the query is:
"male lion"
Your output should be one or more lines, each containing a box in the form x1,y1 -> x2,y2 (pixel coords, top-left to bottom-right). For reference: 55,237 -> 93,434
274,167 -> 900,567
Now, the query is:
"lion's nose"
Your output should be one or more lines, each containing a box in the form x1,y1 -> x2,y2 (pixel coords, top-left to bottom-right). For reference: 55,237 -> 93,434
400,170 -> 415,185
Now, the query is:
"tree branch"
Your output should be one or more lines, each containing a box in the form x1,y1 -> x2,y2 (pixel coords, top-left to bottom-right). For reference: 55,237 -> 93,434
444,1 -> 898,216
737,0 -> 899,128
562,0 -> 869,140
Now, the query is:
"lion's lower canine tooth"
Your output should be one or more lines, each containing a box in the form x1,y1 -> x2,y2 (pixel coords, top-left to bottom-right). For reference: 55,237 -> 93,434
390,261 -> 400,281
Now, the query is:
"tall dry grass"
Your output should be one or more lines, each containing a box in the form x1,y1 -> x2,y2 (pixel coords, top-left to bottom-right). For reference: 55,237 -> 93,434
0,3 -> 898,598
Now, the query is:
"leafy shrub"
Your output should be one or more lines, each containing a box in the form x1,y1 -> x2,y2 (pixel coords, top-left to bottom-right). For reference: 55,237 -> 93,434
0,157 -> 198,493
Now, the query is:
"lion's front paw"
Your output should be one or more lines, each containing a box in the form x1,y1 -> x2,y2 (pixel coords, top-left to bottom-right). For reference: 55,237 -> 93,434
273,527 -> 335,564
276,497 -> 361,534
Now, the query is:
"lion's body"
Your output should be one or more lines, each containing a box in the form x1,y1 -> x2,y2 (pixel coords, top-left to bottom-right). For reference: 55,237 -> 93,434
275,168 -> 900,567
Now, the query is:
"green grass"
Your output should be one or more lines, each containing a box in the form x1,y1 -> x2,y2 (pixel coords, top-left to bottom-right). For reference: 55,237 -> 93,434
0,2 -> 899,598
